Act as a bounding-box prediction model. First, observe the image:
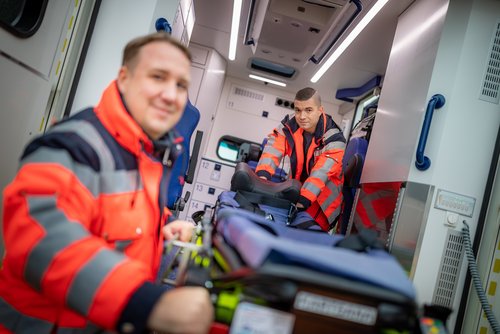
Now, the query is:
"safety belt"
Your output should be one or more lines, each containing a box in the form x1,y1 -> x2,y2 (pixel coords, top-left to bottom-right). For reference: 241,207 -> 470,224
335,228 -> 384,252
234,190 -> 297,223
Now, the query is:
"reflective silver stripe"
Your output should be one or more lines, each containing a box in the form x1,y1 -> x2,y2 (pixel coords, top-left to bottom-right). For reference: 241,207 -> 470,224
21,147 -> 99,197
100,169 -> 142,194
324,141 -> 346,150
310,169 -> 328,181
309,158 -> 334,183
20,147 -> 142,196
312,158 -> 340,219
328,205 -> 342,224
115,240 -> 133,252
323,127 -> 341,138
356,192 -> 383,226
316,141 -> 346,155
25,196 -> 90,291
258,157 -> 278,170
302,180 -> 321,196
304,158 -> 335,194
263,145 -> 282,158
0,297 -> 53,333
67,248 -> 126,316
265,135 -> 277,146
50,120 -> 115,171
320,181 -> 342,222
276,123 -> 286,133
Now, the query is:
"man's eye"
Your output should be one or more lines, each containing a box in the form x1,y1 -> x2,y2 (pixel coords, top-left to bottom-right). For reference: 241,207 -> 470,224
177,82 -> 188,90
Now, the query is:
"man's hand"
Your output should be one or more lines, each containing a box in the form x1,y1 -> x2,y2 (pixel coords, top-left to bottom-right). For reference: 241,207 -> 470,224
296,203 -> 305,209
147,287 -> 214,333
162,220 -> 195,242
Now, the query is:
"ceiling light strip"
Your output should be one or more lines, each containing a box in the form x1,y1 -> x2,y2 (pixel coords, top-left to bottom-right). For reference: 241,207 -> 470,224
229,0 -> 243,61
310,0 -> 390,83
249,74 -> 287,87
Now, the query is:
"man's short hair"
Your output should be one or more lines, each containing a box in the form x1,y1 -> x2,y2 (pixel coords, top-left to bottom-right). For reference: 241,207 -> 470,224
295,87 -> 321,106
122,32 -> 192,70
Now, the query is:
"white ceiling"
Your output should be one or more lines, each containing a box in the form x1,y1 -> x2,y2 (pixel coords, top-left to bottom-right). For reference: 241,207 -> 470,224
190,0 -> 415,105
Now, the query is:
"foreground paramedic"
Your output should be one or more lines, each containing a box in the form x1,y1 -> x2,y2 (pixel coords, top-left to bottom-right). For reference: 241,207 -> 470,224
256,87 -> 346,232
0,32 -> 213,333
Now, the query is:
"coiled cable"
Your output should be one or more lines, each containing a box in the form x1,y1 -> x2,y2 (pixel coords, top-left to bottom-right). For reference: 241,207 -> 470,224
462,221 -> 500,334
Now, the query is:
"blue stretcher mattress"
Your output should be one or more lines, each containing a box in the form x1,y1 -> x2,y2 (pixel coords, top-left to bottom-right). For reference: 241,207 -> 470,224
215,197 -> 415,301
218,190 -> 324,231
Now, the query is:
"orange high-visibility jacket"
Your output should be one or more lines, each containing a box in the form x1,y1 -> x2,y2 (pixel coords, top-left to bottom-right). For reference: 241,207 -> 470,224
256,113 -> 346,231
0,81 -> 178,333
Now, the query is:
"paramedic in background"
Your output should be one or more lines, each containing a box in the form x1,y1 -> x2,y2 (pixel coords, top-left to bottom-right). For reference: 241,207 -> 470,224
256,87 -> 346,232
0,32 -> 213,334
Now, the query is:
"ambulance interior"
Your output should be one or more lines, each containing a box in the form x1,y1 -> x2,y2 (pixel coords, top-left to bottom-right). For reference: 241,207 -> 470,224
0,0 -> 499,333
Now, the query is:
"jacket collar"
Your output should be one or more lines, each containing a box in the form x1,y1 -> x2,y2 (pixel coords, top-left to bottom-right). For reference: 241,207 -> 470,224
94,81 -> 154,156
282,112 -> 328,142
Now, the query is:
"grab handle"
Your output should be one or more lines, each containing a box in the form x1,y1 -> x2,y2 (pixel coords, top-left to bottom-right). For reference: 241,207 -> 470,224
415,94 -> 445,171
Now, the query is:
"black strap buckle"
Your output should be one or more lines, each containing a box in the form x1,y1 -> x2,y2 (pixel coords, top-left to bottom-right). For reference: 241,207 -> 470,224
287,204 -> 297,224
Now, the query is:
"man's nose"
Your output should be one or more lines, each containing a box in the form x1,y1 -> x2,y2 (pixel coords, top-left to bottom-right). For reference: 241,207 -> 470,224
160,81 -> 177,101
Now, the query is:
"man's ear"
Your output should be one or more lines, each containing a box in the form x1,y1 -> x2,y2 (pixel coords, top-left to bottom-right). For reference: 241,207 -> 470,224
116,66 -> 128,91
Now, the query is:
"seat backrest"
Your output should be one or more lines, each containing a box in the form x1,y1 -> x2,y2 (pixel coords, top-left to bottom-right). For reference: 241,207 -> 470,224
343,153 -> 364,188
339,136 -> 368,234
166,99 -> 200,209
342,136 -> 368,187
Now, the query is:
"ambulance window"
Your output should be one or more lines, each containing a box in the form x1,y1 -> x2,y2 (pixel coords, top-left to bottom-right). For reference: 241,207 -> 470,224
0,0 -> 48,38
217,136 -> 262,163
217,139 -> 239,162
352,90 -> 379,132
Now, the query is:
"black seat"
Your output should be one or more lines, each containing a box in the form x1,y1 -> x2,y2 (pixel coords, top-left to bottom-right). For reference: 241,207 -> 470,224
231,162 -> 301,203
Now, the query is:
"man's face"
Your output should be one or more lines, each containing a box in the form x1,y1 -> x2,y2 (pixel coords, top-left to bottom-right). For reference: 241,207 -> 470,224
294,97 -> 323,133
117,41 -> 191,140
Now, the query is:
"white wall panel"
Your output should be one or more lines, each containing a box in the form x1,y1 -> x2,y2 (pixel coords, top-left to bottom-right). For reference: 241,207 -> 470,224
0,57 -> 52,192
70,0 -> 160,114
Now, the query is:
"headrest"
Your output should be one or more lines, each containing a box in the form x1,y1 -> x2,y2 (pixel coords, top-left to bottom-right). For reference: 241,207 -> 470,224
231,162 -> 301,203
343,137 -> 368,166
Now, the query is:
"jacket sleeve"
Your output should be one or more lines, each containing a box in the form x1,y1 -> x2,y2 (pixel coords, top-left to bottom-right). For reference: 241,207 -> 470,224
2,137 -> 155,330
299,140 -> 345,207
255,127 -> 286,180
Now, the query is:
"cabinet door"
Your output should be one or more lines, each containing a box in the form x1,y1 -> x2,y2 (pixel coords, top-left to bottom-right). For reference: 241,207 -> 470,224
191,182 -> 227,204
189,65 -> 204,105
361,0 -> 448,183
196,159 -> 234,190
184,199 -> 212,223
0,0 -> 73,78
